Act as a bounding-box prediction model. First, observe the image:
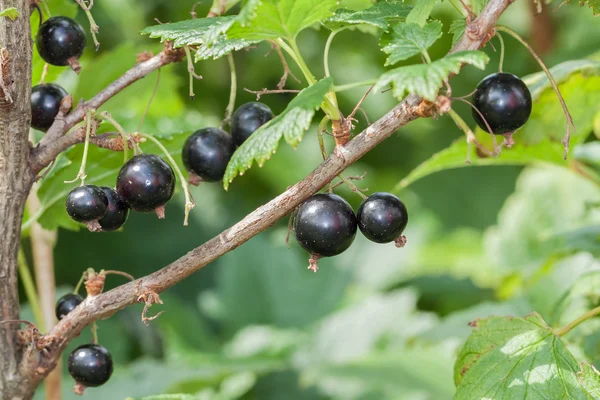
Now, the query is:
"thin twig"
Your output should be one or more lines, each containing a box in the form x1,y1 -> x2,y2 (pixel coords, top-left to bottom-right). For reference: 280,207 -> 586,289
74,0 -> 100,50
244,87 -> 300,100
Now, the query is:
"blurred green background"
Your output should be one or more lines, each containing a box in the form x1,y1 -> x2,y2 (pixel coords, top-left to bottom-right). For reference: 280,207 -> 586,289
21,0 -> 600,399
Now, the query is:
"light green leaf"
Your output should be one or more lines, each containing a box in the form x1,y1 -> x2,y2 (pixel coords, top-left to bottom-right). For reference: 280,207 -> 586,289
574,141 -> 600,166
140,16 -> 259,60
33,132 -> 190,231
375,50 -> 489,101
381,21 -> 442,65
455,313 -> 594,399
223,78 -> 333,189
579,363 -> 600,396
0,7 -> 19,20
484,166 -> 600,274
406,0 -> 440,27
339,0 -> 376,9
449,19 -> 466,46
394,134 -> 565,191
323,2 -> 412,31
523,58 -> 600,100
565,0 -> 600,16
227,0 -> 338,41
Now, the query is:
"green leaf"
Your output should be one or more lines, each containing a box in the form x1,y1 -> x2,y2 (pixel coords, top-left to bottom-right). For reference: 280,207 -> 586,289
223,78 -> 333,189
406,0 -> 441,27
449,19 -> 466,46
0,7 -> 19,20
455,313 -> 594,399
484,166 -> 600,274
33,132 -> 190,231
394,134 -> 565,191
323,2 -> 412,31
579,363 -> 600,396
375,50 -> 489,101
523,58 -> 600,100
380,21 -> 442,65
227,0 -> 338,41
140,16 -> 258,60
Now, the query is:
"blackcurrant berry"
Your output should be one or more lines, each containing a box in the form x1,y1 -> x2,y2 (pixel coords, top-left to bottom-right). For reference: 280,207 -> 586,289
31,83 -> 68,132
116,154 -> 175,218
472,72 -> 532,135
98,187 -> 129,232
231,102 -> 274,146
294,193 -> 357,272
182,127 -> 236,184
36,17 -> 86,69
66,185 -> 109,232
55,293 -> 84,320
68,344 -> 113,393
357,192 -> 408,246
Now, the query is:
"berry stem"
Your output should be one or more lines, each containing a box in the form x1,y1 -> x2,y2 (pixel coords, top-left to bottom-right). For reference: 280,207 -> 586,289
222,53 -> 237,129
422,50 -> 432,64
138,133 -> 195,226
100,270 -> 135,281
74,0 -> 100,50
184,46 -> 203,100
317,116 -> 330,161
324,30 -> 339,78
334,79 -> 378,92
555,304 -> 600,337
496,25 -> 574,159
137,69 -> 161,132
17,249 -> 44,331
496,32 -> 505,73
91,321 -> 98,344
64,109 -> 96,185
98,112 -> 131,162
73,271 -> 87,295
447,0 -> 470,18
446,108 -> 493,162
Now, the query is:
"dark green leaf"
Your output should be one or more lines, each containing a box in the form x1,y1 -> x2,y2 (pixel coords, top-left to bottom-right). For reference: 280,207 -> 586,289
375,50 -> 489,101
223,78 -> 333,189
455,313 -> 594,399
323,2 -> 412,31
227,0 -> 338,41
380,21 -> 442,65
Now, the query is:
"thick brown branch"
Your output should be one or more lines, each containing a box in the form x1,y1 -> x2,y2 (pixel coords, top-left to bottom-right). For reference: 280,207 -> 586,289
29,48 -> 184,174
20,0 -> 513,391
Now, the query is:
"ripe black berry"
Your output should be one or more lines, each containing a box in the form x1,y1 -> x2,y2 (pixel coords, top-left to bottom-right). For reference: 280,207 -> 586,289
231,102 -> 274,146
36,17 -> 86,70
68,344 -> 113,393
294,193 -> 357,272
472,72 -> 532,135
31,83 -> 68,131
357,192 -> 408,247
182,127 -> 235,184
55,293 -> 84,320
98,187 -> 129,232
116,154 -> 175,218
66,185 -> 109,232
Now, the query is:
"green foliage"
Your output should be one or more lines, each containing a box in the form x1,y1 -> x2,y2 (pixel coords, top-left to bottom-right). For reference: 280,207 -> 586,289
380,21 -> 443,65
227,0 -> 339,40
580,363 -> 600,396
223,78 -> 333,189
0,7 -> 19,20
566,0 -> 600,15
523,59 -> 600,100
406,0 -> 441,27
375,50 -> 489,100
323,1 -> 412,31
455,313 -> 594,399
449,19 -> 466,45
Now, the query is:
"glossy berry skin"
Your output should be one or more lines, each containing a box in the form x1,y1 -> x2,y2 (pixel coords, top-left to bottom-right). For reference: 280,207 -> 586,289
231,102 -> 274,146
36,17 -> 86,66
98,187 -> 129,231
31,84 -> 68,131
294,193 -> 357,257
68,344 -> 113,388
357,193 -> 408,244
55,293 -> 84,320
116,154 -> 175,213
182,128 -> 235,182
66,185 -> 108,223
472,72 -> 532,134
